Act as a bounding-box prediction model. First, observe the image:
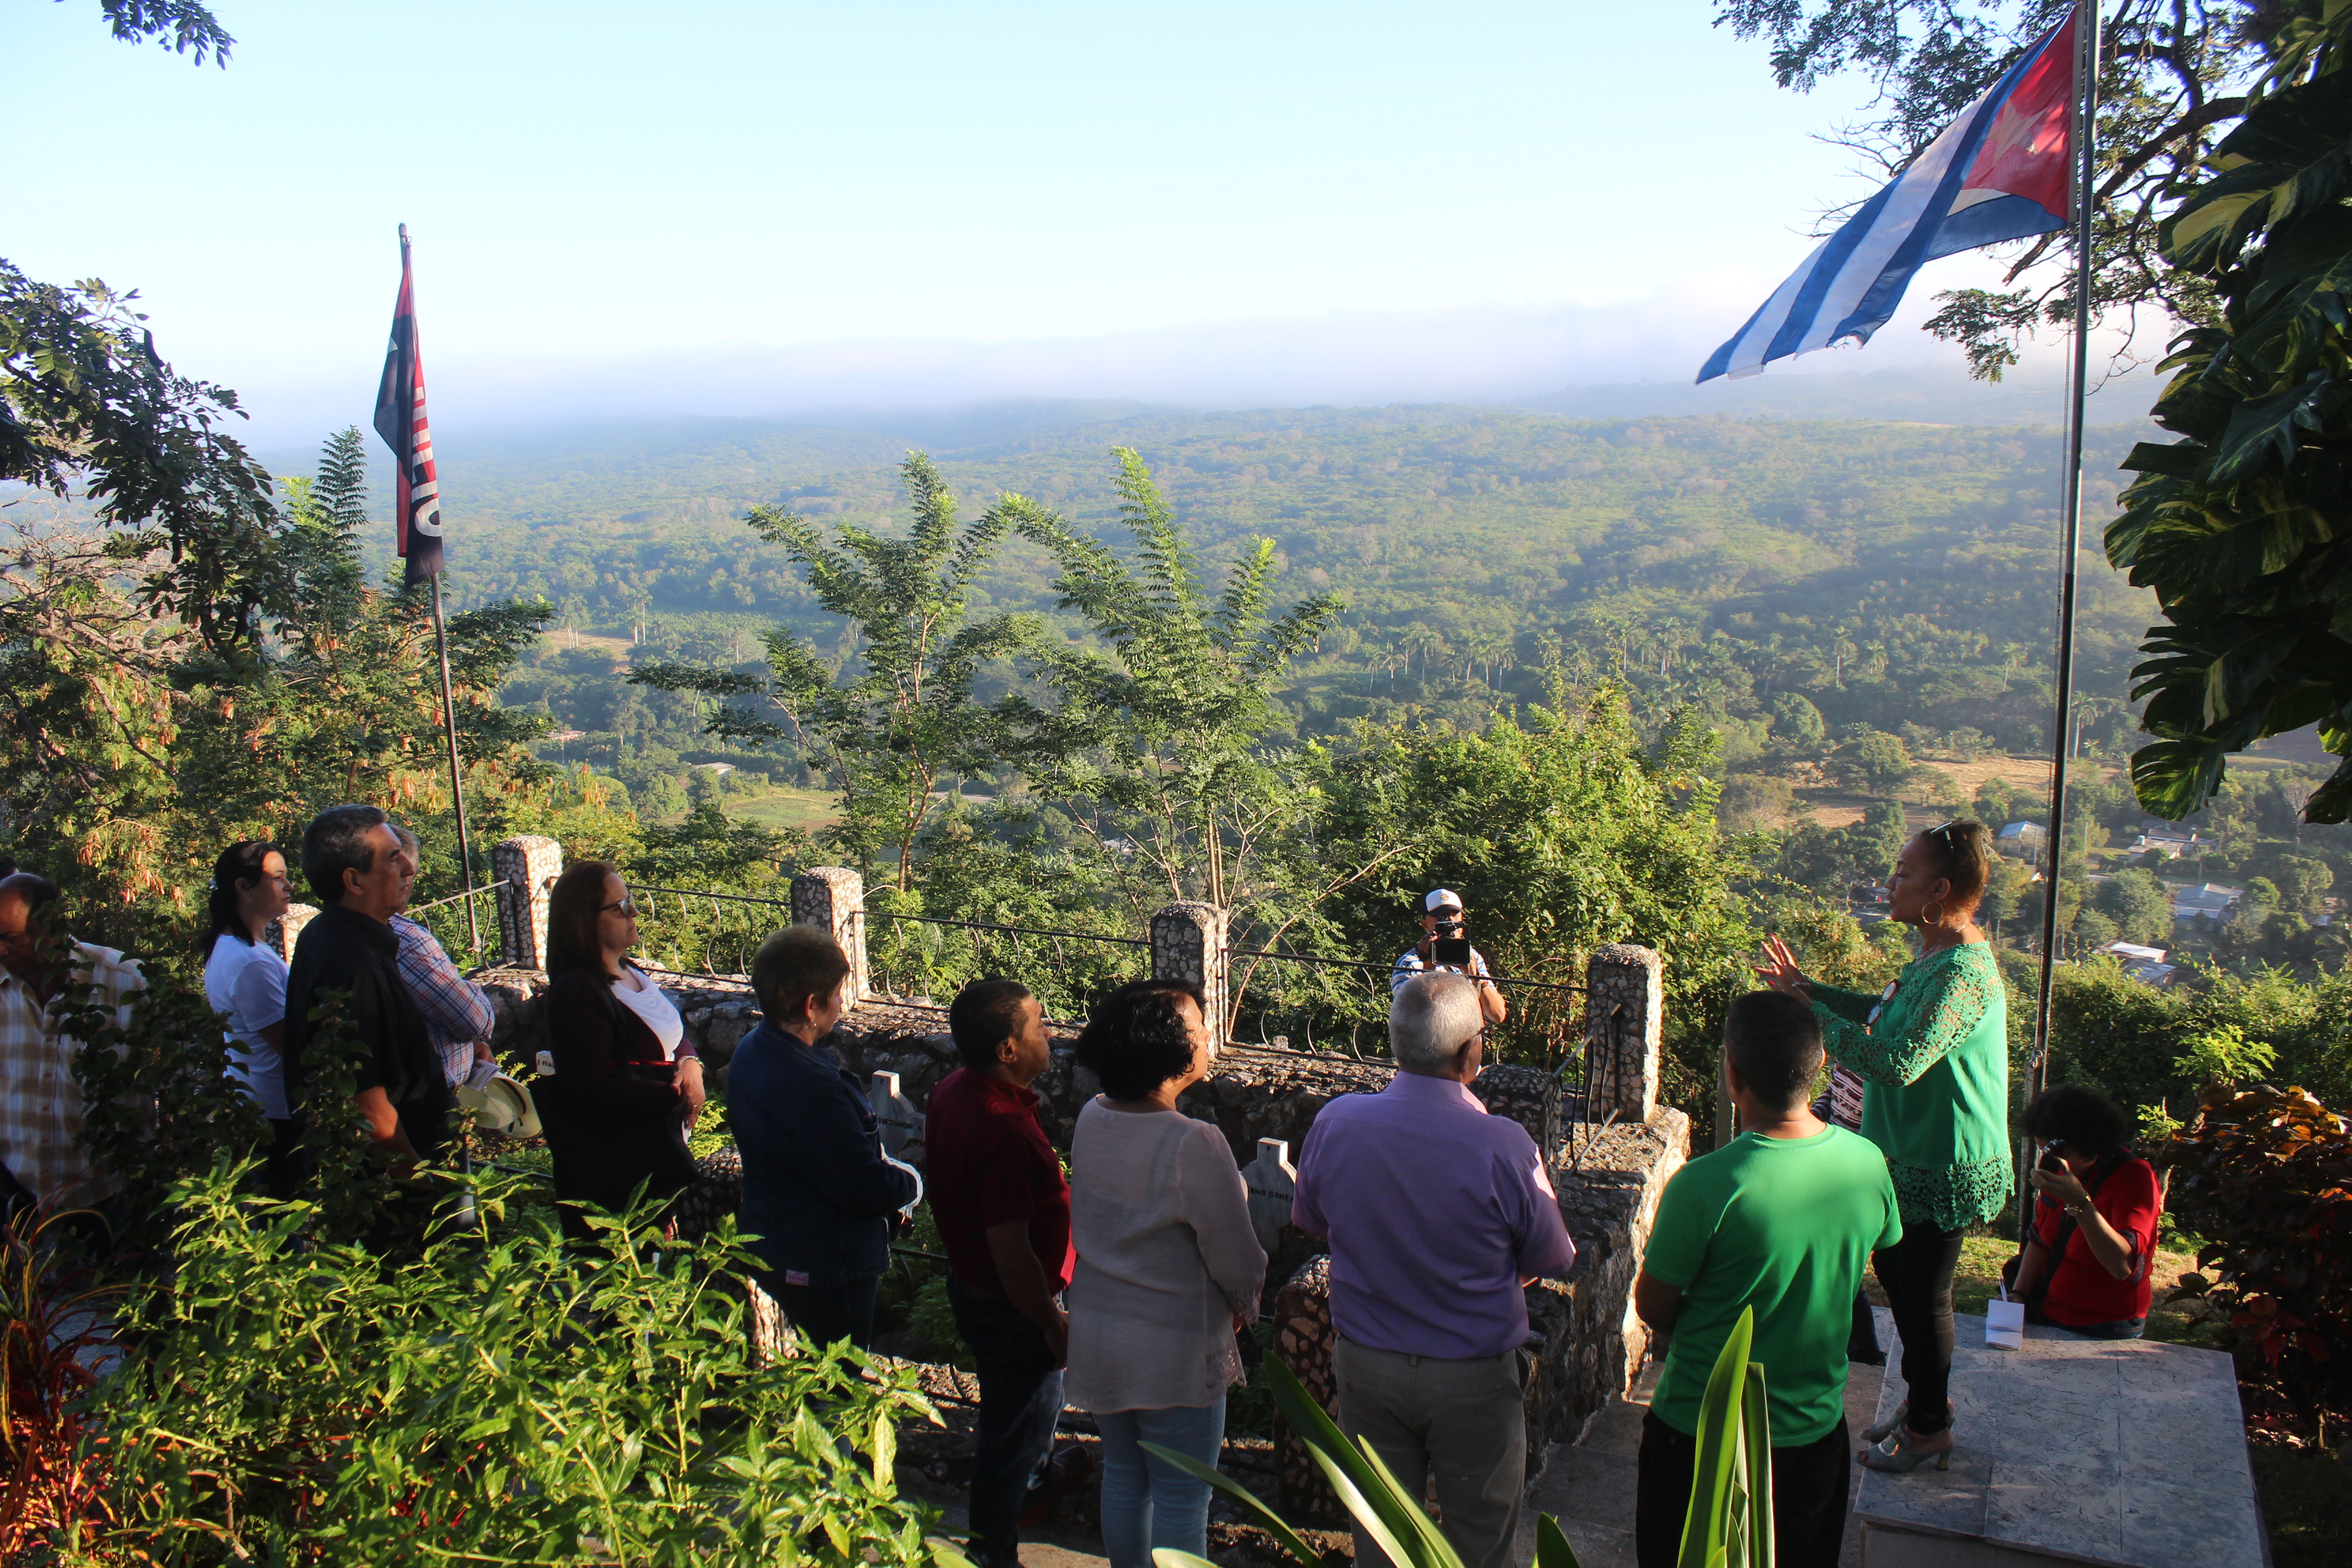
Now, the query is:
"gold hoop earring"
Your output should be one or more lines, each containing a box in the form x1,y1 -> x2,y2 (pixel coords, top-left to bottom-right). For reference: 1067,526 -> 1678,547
1922,900 -> 1946,928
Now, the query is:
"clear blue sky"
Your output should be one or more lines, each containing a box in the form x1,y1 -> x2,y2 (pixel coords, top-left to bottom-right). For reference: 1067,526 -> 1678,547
10,0 -> 2039,433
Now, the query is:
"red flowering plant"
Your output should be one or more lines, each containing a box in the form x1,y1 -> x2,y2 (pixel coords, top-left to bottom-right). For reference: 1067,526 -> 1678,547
2159,1084 -> 2352,1439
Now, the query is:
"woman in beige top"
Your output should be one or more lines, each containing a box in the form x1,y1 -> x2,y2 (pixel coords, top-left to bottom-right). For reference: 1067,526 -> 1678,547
1065,980 -> 1267,1568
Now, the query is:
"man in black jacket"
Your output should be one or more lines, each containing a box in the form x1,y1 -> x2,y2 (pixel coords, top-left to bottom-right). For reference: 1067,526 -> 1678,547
731,925 -> 919,1350
283,804 -> 452,1170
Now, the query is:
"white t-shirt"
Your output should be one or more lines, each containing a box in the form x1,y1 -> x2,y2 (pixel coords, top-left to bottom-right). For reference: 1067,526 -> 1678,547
205,935 -> 289,1120
610,966 -> 684,1061
1390,943 -> 1492,996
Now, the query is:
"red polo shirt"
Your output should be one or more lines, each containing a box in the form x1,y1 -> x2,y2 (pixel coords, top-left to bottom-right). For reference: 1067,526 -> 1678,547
2036,1156 -> 2162,1326
926,1066 -> 1074,1297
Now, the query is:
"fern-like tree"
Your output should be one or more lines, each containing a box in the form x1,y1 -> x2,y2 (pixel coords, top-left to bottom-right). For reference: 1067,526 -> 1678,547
631,453 -> 1032,892
2107,7 -> 2352,822
992,448 -> 1343,916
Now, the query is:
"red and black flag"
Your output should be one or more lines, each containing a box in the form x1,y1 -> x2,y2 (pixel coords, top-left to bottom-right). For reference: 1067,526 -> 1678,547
373,224 -> 445,583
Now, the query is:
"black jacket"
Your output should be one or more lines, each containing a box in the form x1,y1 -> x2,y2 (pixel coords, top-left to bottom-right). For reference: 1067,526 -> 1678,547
283,904 -> 452,1156
730,1021 -> 918,1286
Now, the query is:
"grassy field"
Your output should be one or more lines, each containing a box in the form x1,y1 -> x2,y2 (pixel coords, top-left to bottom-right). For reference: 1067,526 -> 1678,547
725,787 -> 838,833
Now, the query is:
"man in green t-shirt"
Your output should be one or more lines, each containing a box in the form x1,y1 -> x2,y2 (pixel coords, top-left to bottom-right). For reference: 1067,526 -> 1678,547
1631,991 -> 1901,1568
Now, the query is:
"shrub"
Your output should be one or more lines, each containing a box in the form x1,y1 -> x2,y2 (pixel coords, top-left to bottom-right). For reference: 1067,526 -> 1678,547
2161,1086 -> 2352,1435
61,1161 -> 962,1567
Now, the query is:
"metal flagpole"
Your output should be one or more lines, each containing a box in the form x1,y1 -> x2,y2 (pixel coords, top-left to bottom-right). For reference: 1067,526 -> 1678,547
429,573 -> 482,952
2027,0 -> 2100,1225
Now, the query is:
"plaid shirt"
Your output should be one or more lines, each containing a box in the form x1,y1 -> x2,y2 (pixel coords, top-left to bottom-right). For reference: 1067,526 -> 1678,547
0,943 -> 145,1207
389,916 -> 494,1087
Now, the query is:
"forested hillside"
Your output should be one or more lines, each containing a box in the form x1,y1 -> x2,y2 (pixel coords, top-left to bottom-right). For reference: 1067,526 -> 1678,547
396,406 -> 2159,777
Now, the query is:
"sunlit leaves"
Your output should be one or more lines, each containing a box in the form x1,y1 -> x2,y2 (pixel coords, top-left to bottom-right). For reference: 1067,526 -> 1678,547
2105,10 -> 2352,821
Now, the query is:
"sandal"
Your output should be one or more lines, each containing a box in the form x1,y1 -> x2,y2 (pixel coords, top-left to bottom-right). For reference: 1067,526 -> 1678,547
1861,1399 -> 1951,1445
1861,1427 -> 1955,1474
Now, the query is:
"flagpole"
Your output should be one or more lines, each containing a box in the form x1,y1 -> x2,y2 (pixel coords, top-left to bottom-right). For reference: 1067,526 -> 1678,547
429,573 -> 481,952
2027,0 -> 2100,1225
393,221 -> 481,954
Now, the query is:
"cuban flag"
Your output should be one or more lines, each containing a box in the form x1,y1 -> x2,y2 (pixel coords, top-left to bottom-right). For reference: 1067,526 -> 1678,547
373,224 -> 446,583
1698,9 -> 2080,382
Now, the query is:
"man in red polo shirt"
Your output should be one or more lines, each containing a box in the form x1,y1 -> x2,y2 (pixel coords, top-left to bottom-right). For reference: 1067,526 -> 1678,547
928,978 -> 1075,1568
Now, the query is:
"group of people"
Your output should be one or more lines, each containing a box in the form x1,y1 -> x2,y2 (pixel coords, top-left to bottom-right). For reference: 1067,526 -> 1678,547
1649,819 -> 2165,1565
0,810 -> 2173,1568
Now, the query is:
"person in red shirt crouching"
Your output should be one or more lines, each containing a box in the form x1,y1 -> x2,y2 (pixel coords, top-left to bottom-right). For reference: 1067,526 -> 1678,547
2012,1085 -> 2164,1339
927,979 -> 1081,1568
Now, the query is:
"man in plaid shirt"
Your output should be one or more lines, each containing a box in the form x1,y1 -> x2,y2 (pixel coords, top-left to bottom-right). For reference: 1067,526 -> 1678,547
388,828 -> 495,1087
0,872 -> 146,1223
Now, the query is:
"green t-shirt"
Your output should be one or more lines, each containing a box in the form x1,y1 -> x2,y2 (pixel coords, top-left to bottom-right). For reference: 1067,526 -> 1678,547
1644,1126 -> 1901,1447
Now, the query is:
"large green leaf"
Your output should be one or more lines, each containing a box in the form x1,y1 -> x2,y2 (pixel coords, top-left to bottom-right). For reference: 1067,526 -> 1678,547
1266,1352 -> 1451,1563
2129,737 -> 2232,820
2165,81 -> 2352,270
1679,1305 -> 1757,1568
1140,1439 -> 1328,1568
1536,1514 -> 1589,1568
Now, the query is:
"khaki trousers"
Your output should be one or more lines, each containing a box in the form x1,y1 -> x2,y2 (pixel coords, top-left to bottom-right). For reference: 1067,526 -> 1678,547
1332,1335 -> 1526,1568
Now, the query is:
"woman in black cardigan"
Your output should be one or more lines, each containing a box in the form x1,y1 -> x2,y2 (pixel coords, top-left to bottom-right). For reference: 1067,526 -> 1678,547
540,860 -> 705,1233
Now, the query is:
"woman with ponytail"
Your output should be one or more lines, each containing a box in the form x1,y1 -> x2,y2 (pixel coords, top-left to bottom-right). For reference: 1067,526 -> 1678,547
1758,819 -> 2011,1477
201,840 -> 303,1197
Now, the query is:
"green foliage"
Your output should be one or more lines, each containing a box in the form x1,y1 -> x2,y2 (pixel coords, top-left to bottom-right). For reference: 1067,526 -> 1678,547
2043,960 -> 2352,1123
74,1160 -> 962,1566
2173,1024 -> 2279,1091
2108,8 -> 2352,821
0,425 -> 599,951
2160,1085 -> 2352,1426
2093,866 -> 2174,945
632,454 -> 1031,892
1316,689 -> 1754,1111
1840,728 -> 1914,791
998,447 -> 1344,915
92,0 -> 236,65
1767,691 -> 1825,752
49,937 -> 263,1260
0,259 -> 282,663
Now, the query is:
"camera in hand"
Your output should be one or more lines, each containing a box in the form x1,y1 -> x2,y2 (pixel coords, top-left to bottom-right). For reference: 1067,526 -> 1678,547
1431,936 -> 1473,966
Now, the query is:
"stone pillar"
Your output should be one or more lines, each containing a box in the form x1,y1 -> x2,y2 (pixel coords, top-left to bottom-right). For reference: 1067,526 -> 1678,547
265,903 -> 321,964
1241,1137 -> 1296,1256
792,867 -> 868,1002
492,836 -> 564,970
1271,1256 -> 1348,1528
868,1070 -> 926,1162
1151,901 -> 1229,1047
1584,943 -> 1663,1123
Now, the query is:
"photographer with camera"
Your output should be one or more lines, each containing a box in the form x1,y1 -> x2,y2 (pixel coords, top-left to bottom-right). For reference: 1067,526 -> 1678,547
1390,889 -> 1506,1026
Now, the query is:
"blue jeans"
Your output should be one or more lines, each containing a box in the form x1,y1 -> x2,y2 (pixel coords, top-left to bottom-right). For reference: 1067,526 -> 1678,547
1095,1397 -> 1227,1568
949,1278 -> 1065,1568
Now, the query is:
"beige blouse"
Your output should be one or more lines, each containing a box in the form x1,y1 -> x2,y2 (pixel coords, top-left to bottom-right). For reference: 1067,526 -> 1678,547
1063,1098 -> 1269,1414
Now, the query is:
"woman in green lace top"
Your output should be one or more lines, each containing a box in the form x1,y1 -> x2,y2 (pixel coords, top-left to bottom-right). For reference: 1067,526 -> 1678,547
1759,819 -> 2010,1475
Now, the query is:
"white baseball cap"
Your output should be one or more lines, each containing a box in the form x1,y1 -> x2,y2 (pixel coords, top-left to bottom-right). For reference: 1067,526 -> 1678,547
1424,888 -> 1465,913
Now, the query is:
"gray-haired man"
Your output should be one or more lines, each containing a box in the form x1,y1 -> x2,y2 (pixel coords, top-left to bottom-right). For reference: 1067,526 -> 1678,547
282,804 -> 451,1170
1292,973 -> 1573,1568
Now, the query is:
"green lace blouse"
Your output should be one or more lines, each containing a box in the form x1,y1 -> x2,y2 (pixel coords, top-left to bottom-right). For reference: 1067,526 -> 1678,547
1808,941 -> 2012,1233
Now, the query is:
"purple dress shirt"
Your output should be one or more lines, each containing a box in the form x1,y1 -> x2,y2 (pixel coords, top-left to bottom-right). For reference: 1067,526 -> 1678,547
1291,1071 -> 1575,1360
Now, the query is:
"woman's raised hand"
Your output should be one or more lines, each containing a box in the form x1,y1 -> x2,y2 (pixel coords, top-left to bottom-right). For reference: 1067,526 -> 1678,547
1754,935 -> 1810,998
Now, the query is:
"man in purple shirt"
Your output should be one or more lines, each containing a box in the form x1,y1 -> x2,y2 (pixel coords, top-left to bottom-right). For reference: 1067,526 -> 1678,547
1292,973 -> 1575,1568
